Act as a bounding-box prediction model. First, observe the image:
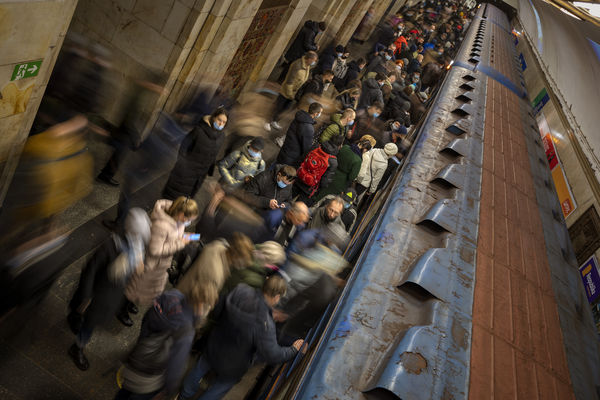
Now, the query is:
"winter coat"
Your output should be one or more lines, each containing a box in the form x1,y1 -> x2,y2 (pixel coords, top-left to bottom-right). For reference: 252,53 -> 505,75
383,94 -> 412,126
281,56 -> 312,100
349,109 -> 385,146
177,239 -> 230,297
313,46 -> 337,76
335,60 -> 362,91
358,78 -> 384,110
285,20 -> 320,62
296,75 -> 325,101
222,263 -> 270,295
163,116 -> 224,199
422,49 -> 441,67
314,144 -> 362,200
218,141 -> 266,189
406,58 -> 422,75
331,57 -> 348,80
69,236 -> 124,328
240,167 -> 294,210
121,290 -> 196,396
204,284 -> 297,379
276,110 -> 316,168
307,205 -> 346,231
356,148 -> 390,193
125,200 -> 185,305
294,140 -> 340,196
365,55 -> 388,76
319,113 -> 348,143
407,92 -> 427,123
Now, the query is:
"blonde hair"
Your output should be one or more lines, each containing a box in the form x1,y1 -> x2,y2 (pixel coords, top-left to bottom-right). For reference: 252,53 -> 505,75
262,275 -> 287,298
226,232 -> 255,270
168,196 -> 199,218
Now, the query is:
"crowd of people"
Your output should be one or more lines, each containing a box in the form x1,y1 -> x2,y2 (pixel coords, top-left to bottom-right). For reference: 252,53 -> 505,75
0,1 -> 472,399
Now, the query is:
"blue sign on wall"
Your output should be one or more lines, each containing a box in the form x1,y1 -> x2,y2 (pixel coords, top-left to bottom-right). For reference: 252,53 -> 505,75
519,53 -> 527,71
580,255 -> 600,304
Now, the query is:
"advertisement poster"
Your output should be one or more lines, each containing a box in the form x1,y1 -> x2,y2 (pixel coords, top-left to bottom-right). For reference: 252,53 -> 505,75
536,113 -> 577,218
580,255 -> 600,304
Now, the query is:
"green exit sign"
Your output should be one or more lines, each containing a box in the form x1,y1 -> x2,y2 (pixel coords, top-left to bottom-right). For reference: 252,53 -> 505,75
11,60 -> 42,81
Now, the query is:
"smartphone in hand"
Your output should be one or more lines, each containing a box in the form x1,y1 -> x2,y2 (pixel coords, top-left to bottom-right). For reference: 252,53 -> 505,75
185,233 -> 201,241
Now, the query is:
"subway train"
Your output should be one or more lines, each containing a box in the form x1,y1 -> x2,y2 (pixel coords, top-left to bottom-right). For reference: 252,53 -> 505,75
249,3 -> 595,399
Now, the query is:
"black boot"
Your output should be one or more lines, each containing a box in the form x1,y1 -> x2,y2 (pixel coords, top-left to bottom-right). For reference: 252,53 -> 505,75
117,311 -> 134,327
68,344 -> 89,371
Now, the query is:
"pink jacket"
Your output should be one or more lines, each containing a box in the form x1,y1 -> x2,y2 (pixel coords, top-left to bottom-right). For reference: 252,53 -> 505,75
125,200 -> 185,305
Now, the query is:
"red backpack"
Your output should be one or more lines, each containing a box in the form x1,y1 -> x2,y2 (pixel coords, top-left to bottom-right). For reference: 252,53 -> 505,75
297,147 -> 335,191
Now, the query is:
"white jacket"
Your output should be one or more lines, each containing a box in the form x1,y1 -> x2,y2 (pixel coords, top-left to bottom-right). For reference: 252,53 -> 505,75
356,148 -> 389,193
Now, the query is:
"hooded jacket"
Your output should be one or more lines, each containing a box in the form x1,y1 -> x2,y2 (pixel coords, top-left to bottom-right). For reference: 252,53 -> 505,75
205,284 -> 297,379
281,56 -> 313,100
218,140 -> 266,188
319,113 -> 348,144
314,144 -> 362,201
334,60 -> 362,91
240,166 -> 294,210
163,116 -> 224,199
285,20 -> 320,62
356,148 -> 391,193
277,110 -> 316,168
358,78 -> 384,110
125,199 -> 185,305
121,290 -> 196,395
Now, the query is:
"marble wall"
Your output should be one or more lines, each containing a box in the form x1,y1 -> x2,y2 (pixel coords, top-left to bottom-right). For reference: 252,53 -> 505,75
0,0 -> 78,205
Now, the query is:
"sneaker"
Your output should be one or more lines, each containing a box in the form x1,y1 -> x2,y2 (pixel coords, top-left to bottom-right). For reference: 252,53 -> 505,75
264,122 -> 272,132
271,121 -> 282,130
275,135 -> 286,148
68,344 -> 89,371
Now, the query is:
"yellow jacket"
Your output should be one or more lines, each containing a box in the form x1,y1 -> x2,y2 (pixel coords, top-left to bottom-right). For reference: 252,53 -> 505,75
281,56 -> 312,100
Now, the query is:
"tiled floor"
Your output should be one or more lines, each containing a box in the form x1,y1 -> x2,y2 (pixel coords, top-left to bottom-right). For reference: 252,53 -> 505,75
469,79 -> 574,399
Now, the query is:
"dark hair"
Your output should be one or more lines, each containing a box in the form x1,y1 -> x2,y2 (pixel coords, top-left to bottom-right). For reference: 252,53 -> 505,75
318,21 -> 327,31
357,57 -> 366,66
305,50 -> 319,60
210,106 -> 228,121
322,69 -> 334,77
277,165 -> 297,180
308,102 -> 323,114
375,72 -> 387,81
371,100 -> 384,110
358,138 -> 373,151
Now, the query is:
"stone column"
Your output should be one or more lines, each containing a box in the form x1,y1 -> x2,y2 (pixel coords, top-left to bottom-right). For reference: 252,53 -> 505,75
0,0 -> 78,206
334,0 -> 376,45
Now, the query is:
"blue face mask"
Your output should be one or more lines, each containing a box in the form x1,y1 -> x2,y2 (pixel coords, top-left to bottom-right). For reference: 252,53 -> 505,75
385,55 -> 392,60
277,180 -> 287,188
213,122 -> 224,131
248,149 -> 261,158
347,120 -> 354,126
344,202 -> 351,209
337,53 -> 343,58
373,112 -> 380,118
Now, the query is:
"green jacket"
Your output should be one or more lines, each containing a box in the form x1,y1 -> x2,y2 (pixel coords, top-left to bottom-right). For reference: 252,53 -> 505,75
319,113 -> 347,143
314,144 -> 362,200
222,263 -> 270,295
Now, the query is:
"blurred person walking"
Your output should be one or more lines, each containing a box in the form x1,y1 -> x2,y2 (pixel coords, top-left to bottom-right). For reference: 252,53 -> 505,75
118,197 -> 199,326
67,209 -> 151,371
177,276 -> 303,400
163,106 -> 228,200
279,21 -> 325,81
115,284 -> 219,400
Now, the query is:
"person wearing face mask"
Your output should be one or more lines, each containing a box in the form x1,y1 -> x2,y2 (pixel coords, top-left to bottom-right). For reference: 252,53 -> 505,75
313,44 -> 345,76
406,53 -> 424,74
349,101 -> 385,145
279,20 -> 325,82
334,57 -> 365,91
364,49 -> 393,78
358,72 -> 385,110
295,70 -> 335,109
239,165 -> 297,212
118,197 -> 199,327
319,108 -> 356,144
163,106 -> 227,200
267,51 -> 318,132
409,72 -> 422,94
277,102 -> 322,167
218,137 -> 266,190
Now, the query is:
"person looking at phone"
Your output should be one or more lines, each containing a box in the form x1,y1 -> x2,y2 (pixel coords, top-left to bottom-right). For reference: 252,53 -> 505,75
237,165 -> 296,212
118,196 -> 199,327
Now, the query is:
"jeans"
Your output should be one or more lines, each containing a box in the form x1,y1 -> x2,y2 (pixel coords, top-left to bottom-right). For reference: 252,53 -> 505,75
180,355 -> 239,400
114,388 -> 160,400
